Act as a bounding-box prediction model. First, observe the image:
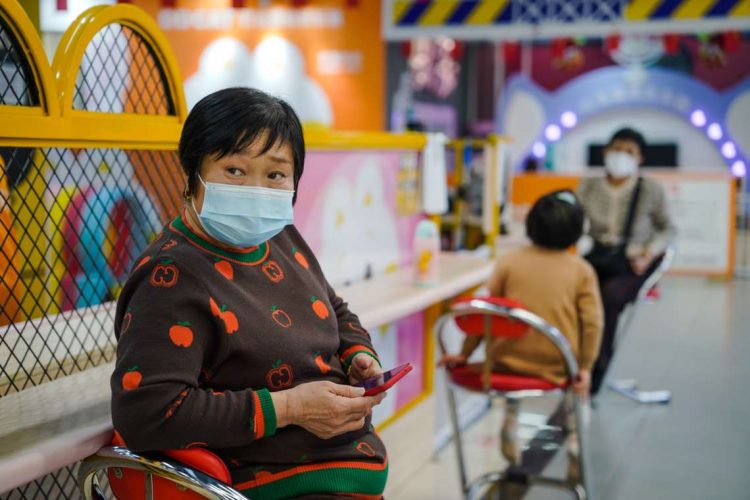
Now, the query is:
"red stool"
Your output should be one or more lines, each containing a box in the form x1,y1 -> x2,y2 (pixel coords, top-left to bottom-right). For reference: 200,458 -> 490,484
78,433 -> 246,499
436,297 -> 589,499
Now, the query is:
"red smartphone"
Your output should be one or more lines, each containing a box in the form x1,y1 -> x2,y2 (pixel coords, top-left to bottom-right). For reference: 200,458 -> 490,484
353,363 -> 413,396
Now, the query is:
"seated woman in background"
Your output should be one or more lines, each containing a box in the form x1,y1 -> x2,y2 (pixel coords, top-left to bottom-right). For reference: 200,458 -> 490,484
440,190 -> 602,467
578,127 -> 676,395
111,88 -> 388,499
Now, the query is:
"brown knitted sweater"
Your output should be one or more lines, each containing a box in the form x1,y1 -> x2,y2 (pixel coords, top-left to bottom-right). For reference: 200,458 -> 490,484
111,212 -> 387,499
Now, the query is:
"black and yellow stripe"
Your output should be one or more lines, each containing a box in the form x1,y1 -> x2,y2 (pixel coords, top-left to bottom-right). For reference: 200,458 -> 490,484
391,0 -> 750,27
625,0 -> 750,19
393,0 -> 512,27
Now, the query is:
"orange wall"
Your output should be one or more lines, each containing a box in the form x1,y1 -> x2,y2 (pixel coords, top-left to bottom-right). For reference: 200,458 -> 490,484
131,0 -> 384,130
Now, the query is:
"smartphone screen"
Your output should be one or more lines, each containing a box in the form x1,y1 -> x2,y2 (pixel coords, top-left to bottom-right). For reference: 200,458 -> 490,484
353,363 -> 413,396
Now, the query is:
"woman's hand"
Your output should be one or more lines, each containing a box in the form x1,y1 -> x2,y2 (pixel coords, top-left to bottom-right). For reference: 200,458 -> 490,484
271,381 -> 385,439
629,253 -> 653,276
347,354 -> 382,385
572,369 -> 591,398
438,354 -> 468,369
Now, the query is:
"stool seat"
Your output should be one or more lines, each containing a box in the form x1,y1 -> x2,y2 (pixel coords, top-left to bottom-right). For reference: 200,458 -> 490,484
449,363 -> 565,392
106,433 -> 233,499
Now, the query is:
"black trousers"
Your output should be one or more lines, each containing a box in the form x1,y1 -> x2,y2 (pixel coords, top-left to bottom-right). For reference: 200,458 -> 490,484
590,258 -> 663,395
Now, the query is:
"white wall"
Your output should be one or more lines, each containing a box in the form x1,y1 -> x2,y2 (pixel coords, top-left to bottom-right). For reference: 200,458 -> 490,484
551,107 -> 726,172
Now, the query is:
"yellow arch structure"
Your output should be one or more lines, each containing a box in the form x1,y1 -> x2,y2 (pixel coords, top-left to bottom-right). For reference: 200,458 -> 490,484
51,4 -> 187,149
0,0 -> 60,119
1,2 -> 188,149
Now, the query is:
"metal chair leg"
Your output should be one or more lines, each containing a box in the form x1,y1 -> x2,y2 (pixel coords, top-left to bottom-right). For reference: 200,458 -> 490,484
568,392 -> 591,500
446,381 -> 470,496
607,379 -> 672,404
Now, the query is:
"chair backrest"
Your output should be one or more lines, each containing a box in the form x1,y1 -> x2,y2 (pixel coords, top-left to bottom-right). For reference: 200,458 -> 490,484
453,297 -> 529,338
436,297 -> 579,380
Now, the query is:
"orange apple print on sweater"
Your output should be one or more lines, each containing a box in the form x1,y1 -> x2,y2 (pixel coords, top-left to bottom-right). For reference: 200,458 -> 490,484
169,322 -> 193,347
120,310 -> 132,335
161,239 -> 178,251
165,389 -> 189,419
266,360 -> 294,390
134,255 -> 151,272
292,247 -> 309,269
262,260 -> 284,283
271,305 -> 292,328
214,259 -> 234,280
209,298 -> 239,334
122,366 -> 142,391
314,352 -> 331,374
310,296 -> 329,319
150,259 -> 179,287
354,441 -> 376,457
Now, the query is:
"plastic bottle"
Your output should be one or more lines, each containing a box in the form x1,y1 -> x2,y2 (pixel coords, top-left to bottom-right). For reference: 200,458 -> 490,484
413,219 -> 440,287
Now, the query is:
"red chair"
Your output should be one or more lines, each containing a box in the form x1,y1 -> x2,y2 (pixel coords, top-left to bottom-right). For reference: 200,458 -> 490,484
78,433 -> 247,499
436,297 -> 589,500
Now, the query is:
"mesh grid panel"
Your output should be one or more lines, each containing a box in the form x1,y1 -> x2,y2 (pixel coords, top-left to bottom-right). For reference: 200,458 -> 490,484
0,463 -> 114,500
74,23 -> 173,115
0,147 -> 184,396
0,15 -> 38,106
1,11 -> 185,498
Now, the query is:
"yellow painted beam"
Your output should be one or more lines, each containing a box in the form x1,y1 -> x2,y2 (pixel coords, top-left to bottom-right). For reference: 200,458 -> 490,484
418,0 -> 460,26
303,126 -> 427,151
625,0 -> 663,20
673,0 -> 715,19
731,0 -> 750,16
466,0 -> 509,25
392,0 -> 412,23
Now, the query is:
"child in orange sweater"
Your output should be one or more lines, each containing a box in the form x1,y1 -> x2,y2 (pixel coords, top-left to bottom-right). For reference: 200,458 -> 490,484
440,190 -> 603,466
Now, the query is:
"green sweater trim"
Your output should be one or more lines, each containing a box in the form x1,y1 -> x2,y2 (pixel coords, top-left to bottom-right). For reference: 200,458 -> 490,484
257,389 -> 277,437
342,351 -> 381,373
170,214 -> 269,264
237,461 -> 388,499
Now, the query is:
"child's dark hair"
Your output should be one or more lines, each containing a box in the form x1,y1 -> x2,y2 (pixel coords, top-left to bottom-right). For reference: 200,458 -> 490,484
178,87 -> 305,203
525,190 -> 584,249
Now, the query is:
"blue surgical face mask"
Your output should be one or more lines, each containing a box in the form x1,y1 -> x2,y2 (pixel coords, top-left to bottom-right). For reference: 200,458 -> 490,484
192,176 -> 294,248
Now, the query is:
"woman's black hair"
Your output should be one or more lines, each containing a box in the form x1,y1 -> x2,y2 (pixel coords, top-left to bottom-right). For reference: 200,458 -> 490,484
525,189 -> 584,250
607,127 -> 646,157
178,87 -> 305,203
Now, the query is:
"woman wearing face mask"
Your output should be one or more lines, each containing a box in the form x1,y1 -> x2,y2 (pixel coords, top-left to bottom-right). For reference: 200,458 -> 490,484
110,88 -> 388,499
577,127 -> 675,396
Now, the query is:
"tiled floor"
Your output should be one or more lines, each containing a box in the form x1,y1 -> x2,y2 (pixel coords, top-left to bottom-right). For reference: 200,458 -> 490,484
380,276 -> 750,499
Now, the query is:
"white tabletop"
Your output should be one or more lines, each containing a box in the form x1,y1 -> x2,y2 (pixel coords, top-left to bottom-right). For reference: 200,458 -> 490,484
0,251 -> 493,493
343,252 -> 494,328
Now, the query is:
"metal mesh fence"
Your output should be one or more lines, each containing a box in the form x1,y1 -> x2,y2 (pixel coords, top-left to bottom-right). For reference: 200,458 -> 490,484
74,23 -> 173,115
1,14 -> 185,498
0,463 -> 113,500
0,147 -> 184,396
0,15 -> 38,106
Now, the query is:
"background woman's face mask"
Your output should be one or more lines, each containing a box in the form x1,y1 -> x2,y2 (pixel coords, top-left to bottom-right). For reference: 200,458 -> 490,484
604,151 -> 638,179
193,176 -> 294,247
